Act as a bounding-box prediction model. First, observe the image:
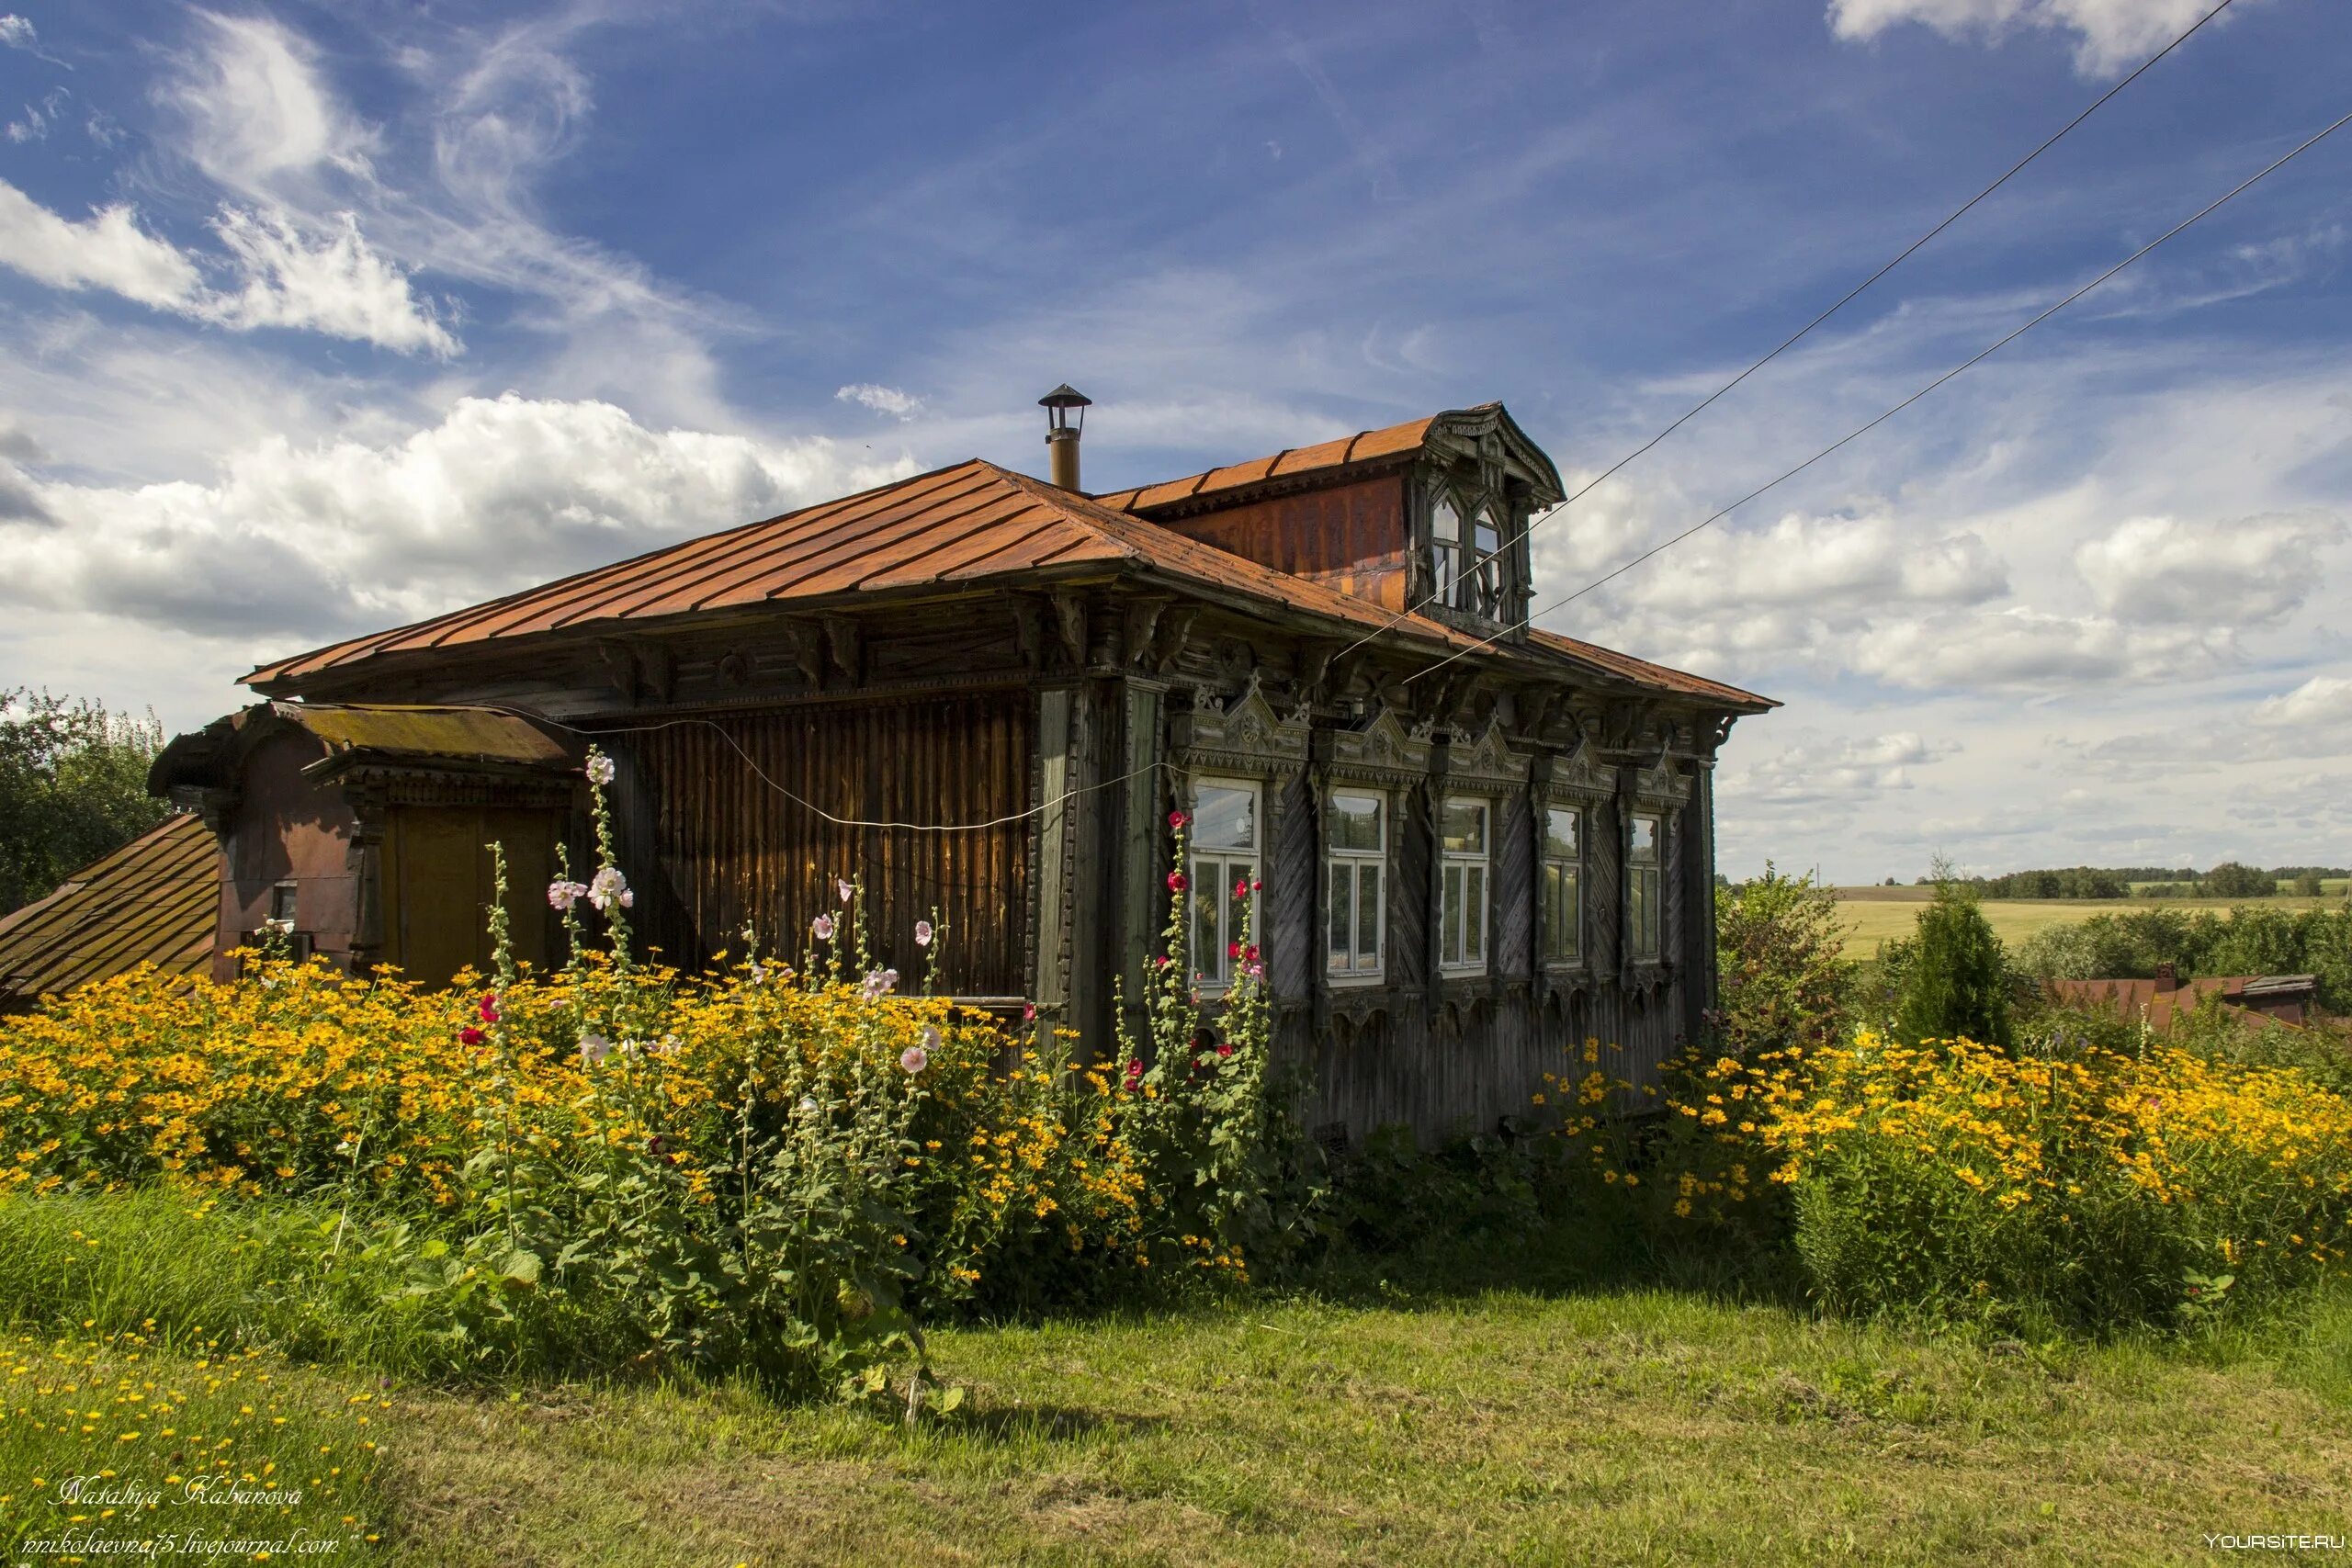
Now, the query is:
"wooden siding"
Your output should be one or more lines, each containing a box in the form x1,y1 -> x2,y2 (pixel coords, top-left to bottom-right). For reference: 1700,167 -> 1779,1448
1148,474 -> 1411,611
608,694 -> 1032,996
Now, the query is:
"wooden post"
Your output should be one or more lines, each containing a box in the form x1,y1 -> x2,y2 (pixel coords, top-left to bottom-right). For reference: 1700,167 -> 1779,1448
1033,686 -> 1073,1015
1116,679 -> 1166,1045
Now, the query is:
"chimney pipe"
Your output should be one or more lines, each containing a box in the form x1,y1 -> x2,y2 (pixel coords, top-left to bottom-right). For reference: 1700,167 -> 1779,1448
1038,384 -> 1091,491
2154,962 -> 2178,994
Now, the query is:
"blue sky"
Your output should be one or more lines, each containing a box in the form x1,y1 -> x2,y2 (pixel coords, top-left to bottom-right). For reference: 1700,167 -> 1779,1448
1,0 -> 2346,880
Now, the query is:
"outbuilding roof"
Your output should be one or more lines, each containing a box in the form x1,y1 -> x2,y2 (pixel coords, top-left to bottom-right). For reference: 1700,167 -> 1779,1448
0,814 -> 217,1010
151,701 -> 580,795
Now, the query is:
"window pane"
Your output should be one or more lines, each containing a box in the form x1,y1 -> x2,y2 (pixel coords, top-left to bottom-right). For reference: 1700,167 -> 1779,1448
1330,791 -> 1383,852
1431,495 -> 1461,544
1356,863 -> 1381,969
1327,862 -> 1351,971
1465,866 -> 1485,961
1544,864 -> 1580,961
1473,513 -> 1501,555
1631,867 -> 1659,959
1195,785 -> 1256,852
1544,807 -> 1578,861
1442,864 -> 1463,964
1631,813 -> 1660,864
1440,799 -> 1487,854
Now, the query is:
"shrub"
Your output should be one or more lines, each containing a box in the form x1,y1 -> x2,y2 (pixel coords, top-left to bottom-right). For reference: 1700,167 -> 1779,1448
0,750 -> 1306,1400
1896,879 -> 2014,1052
1655,1032 -> 2352,1330
2201,862 -> 2276,899
1713,863 -> 1849,1060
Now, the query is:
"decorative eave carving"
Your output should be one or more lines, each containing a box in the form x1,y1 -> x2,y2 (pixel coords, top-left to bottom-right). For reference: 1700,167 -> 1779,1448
1437,716 -> 1527,794
1534,739 -> 1612,800
1630,757 -> 1695,808
1169,682 -> 1309,778
1318,705 -> 1434,787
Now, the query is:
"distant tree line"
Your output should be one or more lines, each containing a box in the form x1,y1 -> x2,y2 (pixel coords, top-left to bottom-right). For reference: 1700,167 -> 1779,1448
1914,863 -> 2348,900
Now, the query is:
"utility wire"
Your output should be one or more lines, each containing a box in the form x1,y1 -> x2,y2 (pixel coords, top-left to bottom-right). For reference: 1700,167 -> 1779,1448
1408,102 -> 2352,685
1329,0 -> 2241,667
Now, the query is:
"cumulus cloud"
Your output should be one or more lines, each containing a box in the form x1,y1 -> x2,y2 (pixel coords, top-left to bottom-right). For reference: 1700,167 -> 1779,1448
1735,730 -> 1961,808
0,184 -> 206,310
836,383 -> 923,420
0,16 -> 34,50
1825,0 -> 2253,77
0,179 -> 455,355
2074,511 -> 2343,627
208,208 -> 458,355
0,393 -> 914,643
1846,605 -> 2235,690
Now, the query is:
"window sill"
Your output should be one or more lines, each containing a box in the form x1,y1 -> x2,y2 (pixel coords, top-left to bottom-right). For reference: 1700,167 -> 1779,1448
1326,972 -> 1385,988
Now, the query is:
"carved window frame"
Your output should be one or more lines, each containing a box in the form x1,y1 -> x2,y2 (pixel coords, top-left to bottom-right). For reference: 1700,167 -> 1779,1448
1627,809 -> 1664,964
1183,773 -> 1261,996
1540,804 -> 1583,968
1438,794 -> 1492,976
1418,472 -> 1521,626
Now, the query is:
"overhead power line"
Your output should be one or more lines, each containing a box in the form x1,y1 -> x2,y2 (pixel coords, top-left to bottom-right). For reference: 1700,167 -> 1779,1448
1330,0 -> 2242,668
1408,102 -> 2352,685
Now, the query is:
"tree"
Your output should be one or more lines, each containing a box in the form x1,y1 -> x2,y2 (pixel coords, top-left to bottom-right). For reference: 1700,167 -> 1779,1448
2200,861 -> 2274,899
2293,872 -> 2324,898
1897,872 -> 2014,1051
0,689 -> 168,915
1713,863 -> 1851,1059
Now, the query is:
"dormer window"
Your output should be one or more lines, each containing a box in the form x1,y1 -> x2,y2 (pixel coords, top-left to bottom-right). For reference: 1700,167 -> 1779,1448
1425,483 -> 1518,624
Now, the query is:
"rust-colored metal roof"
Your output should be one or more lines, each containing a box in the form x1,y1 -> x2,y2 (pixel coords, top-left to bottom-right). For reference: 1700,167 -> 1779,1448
1091,409 -> 1470,513
1526,628 -> 1775,712
244,455 -> 1769,712
2046,975 -> 2312,1034
280,703 -> 576,770
0,814 -> 217,1009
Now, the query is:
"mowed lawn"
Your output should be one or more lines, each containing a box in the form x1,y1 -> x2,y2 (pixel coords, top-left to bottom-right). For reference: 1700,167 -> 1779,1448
1831,886 -> 2345,957
361,1275 -> 2352,1567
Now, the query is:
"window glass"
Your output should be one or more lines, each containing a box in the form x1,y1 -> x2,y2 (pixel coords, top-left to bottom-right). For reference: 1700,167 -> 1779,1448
1630,813 -> 1660,865
1543,807 -> 1578,861
1629,811 -> 1663,960
1326,790 -> 1385,976
1194,784 -> 1256,852
1189,782 -> 1260,987
1472,509 -> 1505,615
1440,797 -> 1488,970
1543,807 -> 1580,964
1440,799 -> 1487,855
1329,792 -> 1383,852
1430,494 -> 1462,604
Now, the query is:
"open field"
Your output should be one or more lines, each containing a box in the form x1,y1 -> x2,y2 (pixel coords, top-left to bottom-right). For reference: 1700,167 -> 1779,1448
1831,886 -> 2346,956
349,1269 -> 2352,1566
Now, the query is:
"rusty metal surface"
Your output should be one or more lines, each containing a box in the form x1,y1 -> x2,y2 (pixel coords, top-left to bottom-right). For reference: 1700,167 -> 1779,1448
1090,410 -> 1455,513
245,448 -> 1774,713
1524,629 -> 1776,711
0,814 -> 218,1007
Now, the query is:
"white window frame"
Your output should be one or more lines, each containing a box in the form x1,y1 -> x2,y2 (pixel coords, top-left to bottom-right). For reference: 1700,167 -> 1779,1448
1324,788 -> 1385,984
1438,795 -> 1490,975
1188,776 -> 1261,993
1628,810 -> 1664,963
1542,804 -> 1582,966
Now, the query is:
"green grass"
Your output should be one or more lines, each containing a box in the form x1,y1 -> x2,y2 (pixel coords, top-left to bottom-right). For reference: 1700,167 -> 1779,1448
6,1197 -> 2349,1566
1830,888 -> 2345,958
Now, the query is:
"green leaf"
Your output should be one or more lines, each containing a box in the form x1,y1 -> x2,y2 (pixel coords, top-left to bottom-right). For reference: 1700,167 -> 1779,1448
500,1247 -> 544,1290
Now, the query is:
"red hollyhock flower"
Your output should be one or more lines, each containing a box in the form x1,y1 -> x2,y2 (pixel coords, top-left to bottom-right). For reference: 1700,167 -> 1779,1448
1233,876 -> 1249,899
1216,1042 -> 1235,1059
1251,878 -> 1264,894
478,994 -> 500,1023
1242,944 -> 1260,964
1227,941 -> 1241,959
458,1026 -> 484,1046
1168,809 -> 1190,829
1124,1058 -> 1144,1085
1167,871 -> 1188,892
1023,1001 -> 1039,1022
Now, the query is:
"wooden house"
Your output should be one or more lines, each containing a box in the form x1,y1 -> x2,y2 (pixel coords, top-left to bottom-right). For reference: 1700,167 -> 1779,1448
152,397 -> 1775,1143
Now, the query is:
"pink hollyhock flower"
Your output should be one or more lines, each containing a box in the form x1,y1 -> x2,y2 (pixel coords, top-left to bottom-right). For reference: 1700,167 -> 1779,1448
547,879 -> 588,911
585,753 -> 616,786
1023,1002 -> 1038,1022
579,1033 -> 610,1066
458,1025 -> 484,1046
860,967 -> 899,1000
587,865 -> 630,913
899,1044 -> 929,1075
914,919 -> 933,947
478,994 -> 500,1023
837,877 -> 854,905
811,913 -> 835,942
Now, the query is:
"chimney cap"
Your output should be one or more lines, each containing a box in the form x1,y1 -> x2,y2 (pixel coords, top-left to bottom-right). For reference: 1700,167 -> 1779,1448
1038,384 -> 1092,411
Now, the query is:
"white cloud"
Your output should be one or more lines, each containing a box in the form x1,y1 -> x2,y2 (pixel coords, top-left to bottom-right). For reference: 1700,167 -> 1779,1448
209,208 -> 458,356
835,383 -> 923,420
157,10 -> 375,193
1735,729 -> 1961,808
6,86 -> 66,143
1825,0 -> 2256,77
2074,511 -> 2343,627
0,179 -> 454,355
1847,605 -> 2235,689
0,17 -> 34,50
0,393 -> 915,644
0,183 -> 205,310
